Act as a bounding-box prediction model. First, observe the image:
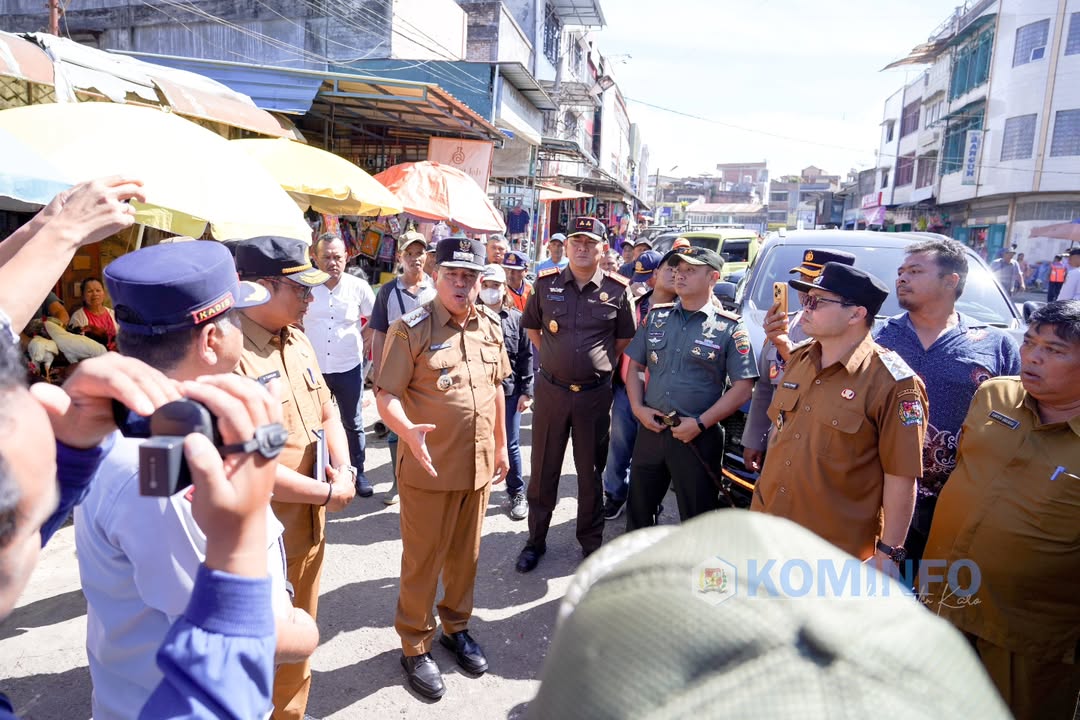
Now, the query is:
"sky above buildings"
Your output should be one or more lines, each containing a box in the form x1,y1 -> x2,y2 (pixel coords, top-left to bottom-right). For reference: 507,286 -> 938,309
595,0 -> 959,179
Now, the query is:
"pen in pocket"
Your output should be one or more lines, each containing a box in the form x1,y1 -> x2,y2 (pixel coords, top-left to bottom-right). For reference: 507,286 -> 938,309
1050,466 -> 1079,481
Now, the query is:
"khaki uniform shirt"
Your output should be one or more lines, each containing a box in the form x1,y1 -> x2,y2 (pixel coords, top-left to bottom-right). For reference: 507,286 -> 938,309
750,334 -> 927,559
921,377 -> 1080,662
376,297 -> 511,492
236,315 -> 332,547
522,265 -> 636,383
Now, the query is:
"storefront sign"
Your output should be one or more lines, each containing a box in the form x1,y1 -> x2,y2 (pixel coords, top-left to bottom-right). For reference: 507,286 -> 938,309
962,130 -> 982,186
428,138 -> 494,190
861,192 -> 882,209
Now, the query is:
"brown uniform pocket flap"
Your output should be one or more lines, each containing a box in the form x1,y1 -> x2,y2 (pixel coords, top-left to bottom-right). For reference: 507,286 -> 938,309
818,407 -> 864,434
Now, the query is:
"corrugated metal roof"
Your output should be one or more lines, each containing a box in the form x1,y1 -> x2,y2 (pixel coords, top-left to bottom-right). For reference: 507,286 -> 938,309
116,51 -> 323,115
498,62 -> 556,111
551,0 -> 607,27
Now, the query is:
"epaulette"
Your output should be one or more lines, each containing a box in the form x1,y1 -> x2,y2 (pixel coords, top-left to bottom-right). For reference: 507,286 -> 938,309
877,349 -> 916,381
715,306 -> 741,321
537,266 -> 560,279
478,304 -> 501,323
605,271 -> 630,286
401,305 -> 431,328
648,302 -> 675,311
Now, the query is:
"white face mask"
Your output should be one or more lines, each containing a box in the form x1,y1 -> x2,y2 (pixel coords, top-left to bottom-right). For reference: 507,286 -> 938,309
479,287 -> 503,306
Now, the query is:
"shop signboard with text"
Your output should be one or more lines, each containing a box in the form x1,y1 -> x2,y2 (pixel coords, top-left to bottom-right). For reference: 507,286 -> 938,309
428,138 -> 495,190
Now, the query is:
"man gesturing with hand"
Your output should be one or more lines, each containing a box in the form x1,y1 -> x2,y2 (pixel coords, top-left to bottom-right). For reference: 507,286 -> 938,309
376,237 -> 510,700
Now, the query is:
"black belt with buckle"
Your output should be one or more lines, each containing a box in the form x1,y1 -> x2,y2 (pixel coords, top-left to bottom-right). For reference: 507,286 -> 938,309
539,369 -> 611,393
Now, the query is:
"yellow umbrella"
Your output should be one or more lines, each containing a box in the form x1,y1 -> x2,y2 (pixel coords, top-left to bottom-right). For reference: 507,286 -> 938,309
0,102 -> 311,241
232,138 -> 403,217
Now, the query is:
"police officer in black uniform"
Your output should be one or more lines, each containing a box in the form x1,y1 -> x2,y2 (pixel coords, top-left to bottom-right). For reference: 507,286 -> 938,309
516,217 -> 636,573
624,247 -> 759,531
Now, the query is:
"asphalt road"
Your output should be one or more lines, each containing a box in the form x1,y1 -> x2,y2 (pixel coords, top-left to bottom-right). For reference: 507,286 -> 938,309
0,393 -> 674,719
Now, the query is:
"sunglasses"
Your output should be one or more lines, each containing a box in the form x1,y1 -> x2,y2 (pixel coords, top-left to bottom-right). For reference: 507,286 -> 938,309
268,279 -> 314,301
803,294 -> 854,311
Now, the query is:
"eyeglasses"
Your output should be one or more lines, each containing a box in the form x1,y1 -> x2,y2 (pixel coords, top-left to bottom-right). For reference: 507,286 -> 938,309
268,279 -> 314,301
803,294 -> 853,311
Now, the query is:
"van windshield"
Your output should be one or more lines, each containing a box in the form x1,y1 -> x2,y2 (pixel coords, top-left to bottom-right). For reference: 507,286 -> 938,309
746,244 -> 1019,327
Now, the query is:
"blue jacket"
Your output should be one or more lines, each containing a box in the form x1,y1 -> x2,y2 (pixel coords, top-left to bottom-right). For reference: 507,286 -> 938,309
1,442 -> 275,720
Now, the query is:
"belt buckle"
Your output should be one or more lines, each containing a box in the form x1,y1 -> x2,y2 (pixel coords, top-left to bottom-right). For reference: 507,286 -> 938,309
569,383 -> 582,393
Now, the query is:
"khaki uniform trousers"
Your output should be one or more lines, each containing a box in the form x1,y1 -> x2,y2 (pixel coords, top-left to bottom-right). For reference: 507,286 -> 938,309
396,481 -> 491,655
272,501 -> 325,720
972,635 -> 1080,720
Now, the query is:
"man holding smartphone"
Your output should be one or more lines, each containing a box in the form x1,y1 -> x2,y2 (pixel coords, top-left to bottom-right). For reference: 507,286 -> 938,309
624,247 -> 758,530
742,249 -> 855,472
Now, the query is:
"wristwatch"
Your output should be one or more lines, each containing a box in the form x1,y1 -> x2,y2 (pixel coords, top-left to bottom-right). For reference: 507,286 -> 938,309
876,539 -> 907,564
336,464 -> 358,480
695,418 -> 708,433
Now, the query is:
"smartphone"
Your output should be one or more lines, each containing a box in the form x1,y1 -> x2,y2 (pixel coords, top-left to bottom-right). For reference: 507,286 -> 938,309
772,282 -> 789,313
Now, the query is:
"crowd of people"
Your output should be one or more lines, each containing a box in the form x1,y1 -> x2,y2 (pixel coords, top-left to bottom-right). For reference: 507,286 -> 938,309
0,176 -> 1077,719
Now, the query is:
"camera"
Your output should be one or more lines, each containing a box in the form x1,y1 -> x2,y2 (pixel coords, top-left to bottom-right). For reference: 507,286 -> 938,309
114,398 -> 220,497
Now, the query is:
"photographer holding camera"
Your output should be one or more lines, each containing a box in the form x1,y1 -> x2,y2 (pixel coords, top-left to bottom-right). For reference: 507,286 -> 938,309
0,339 -> 284,719
73,241 -> 319,720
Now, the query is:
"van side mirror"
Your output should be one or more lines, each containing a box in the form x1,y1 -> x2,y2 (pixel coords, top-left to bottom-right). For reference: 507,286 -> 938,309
713,281 -> 737,309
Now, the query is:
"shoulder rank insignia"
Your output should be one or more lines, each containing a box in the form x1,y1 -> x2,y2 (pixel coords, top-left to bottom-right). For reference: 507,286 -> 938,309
878,349 -> 916,381
649,302 -> 675,311
715,307 -> 741,321
401,305 -> 431,328
605,271 -> 630,287
537,266 -> 561,279
478,304 -> 501,323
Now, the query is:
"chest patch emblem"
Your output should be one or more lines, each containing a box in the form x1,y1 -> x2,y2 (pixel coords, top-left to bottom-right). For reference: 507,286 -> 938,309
841,388 -> 855,400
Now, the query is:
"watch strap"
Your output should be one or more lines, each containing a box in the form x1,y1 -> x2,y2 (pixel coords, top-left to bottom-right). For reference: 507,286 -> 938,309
696,418 -> 708,433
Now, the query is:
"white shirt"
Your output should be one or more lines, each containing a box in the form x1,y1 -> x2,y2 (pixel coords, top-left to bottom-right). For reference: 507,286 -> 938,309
305,273 -> 376,375
1060,265 -> 1080,301
75,433 -> 290,720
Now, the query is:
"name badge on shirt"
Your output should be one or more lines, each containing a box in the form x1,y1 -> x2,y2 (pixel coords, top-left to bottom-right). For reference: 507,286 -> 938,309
546,294 -> 566,302
429,341 -> 452,351
988,411 -> 1020,429
782,381 -> 798,390
257,370 -> 281,385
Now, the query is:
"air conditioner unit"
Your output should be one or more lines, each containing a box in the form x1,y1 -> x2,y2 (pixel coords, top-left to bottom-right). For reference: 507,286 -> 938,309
1031,46 -> 1046,61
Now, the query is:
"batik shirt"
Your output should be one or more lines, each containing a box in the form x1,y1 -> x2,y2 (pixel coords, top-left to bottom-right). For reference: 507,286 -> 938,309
874,312 -> 1020,499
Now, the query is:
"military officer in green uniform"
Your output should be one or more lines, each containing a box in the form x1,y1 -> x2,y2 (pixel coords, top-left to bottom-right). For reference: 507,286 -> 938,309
515,217 -> 636,573
625,247 -> 758,530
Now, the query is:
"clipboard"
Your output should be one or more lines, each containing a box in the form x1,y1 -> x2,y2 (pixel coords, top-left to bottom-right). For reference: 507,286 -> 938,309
313,428 -> 329,485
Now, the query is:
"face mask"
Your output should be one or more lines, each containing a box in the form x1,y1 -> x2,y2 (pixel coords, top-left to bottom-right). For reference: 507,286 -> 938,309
479,287 -> 503,306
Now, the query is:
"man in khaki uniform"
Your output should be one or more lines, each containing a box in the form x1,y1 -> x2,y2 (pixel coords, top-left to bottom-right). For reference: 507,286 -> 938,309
233,236 -> 356,720
751,263 -> 926,565
376,237 -> 511,700
921,300 -> 1080,720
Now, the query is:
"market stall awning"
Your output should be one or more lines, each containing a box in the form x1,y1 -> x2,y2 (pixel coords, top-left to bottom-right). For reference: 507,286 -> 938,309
0,33 -> 293,137
538,182 -> 592,202
315,75 -> 503,143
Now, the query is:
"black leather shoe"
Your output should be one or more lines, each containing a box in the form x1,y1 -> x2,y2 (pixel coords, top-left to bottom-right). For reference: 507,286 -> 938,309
515,545 -> 545,573
400,652 -> 445,699
439,629 -> 489,675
